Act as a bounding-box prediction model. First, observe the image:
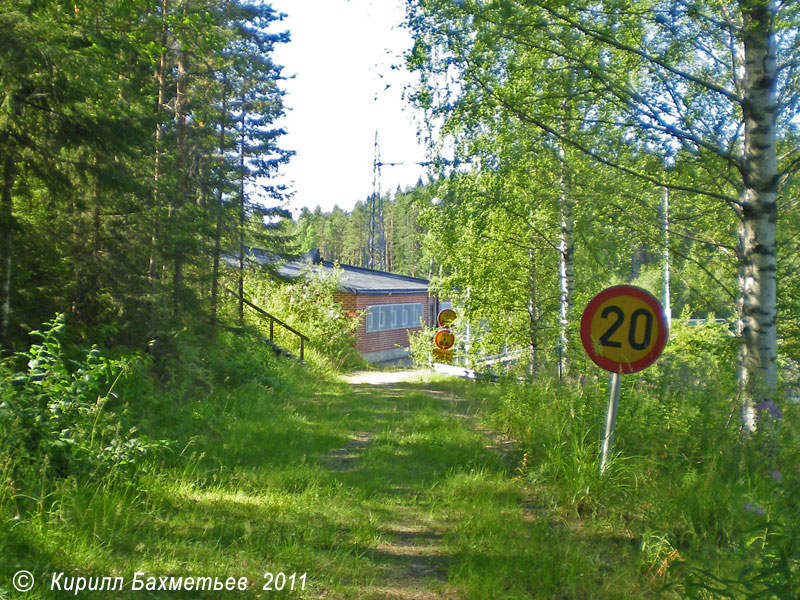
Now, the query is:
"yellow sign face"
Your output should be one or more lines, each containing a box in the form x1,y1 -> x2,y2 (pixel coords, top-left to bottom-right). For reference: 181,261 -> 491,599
580,285 -> 667,374
590,296 -> 656,364
434,328 -> 455,350
437,308 -> 457,327
432,348 -> 453,362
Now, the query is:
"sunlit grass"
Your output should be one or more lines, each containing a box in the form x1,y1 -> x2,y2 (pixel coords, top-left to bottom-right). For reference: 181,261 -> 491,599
3,333 -> 796,599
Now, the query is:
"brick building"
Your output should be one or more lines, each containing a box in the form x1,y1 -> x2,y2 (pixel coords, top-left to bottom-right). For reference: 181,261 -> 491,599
278,249 -> 438,363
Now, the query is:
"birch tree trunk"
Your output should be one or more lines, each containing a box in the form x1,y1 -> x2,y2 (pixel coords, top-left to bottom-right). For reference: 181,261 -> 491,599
557,144 -> 574,377
557,74 -> 575,378
737,1 -> 778,433
661,188 -> 672,331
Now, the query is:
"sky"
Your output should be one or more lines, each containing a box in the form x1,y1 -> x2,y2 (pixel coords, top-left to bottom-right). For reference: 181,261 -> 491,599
268,0 -> 431,215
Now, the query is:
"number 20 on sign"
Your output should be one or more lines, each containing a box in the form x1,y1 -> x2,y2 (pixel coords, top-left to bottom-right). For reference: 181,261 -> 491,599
580,285 -> 667,374
580,285 -> 667,474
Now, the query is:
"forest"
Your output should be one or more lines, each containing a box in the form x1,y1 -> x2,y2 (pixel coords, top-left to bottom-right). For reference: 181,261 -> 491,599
2,0 -> 800,598
0,0 -> 293,352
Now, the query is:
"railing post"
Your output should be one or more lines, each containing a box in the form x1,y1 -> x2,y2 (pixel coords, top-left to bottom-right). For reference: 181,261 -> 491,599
222,285 -> 308,361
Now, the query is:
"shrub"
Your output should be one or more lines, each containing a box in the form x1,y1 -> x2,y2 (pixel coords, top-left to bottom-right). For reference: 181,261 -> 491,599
0,315 -> 167,483
408,323 -> 437,368
246,265 -> 365,371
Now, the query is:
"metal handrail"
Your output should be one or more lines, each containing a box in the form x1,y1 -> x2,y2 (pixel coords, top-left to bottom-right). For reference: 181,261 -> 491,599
222,285 -> 309,360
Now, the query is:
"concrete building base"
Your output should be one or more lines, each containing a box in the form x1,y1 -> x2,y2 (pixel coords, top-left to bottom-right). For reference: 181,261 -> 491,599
360,347 -> 411,364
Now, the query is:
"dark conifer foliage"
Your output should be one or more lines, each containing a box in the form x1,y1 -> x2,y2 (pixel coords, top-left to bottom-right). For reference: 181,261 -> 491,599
292,183 -> 430,279
0,0 -> 291,351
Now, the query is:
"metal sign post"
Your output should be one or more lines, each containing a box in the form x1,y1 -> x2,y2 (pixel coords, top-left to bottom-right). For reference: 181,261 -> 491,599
599,372 -> 621,475
580,285 -> 668,476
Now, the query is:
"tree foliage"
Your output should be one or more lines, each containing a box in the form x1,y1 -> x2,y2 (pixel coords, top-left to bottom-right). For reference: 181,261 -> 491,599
291,182 -> 431,278
0,0 -> 292,351
406,0 -> 800,425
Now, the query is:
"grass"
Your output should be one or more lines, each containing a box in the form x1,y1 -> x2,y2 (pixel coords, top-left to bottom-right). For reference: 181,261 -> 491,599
2,329 -> 799,598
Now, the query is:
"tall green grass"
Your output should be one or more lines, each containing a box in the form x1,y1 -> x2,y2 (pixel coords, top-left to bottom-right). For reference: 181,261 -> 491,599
442,319 -> 800,598
2,316 -> 797,598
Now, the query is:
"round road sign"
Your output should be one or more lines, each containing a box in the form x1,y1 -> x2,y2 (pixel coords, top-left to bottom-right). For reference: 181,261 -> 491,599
434,328 -> 455,350
437,308 -> 456,328
580,285 -> 667,374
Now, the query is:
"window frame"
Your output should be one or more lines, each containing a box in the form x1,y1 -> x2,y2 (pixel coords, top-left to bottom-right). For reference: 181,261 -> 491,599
365,302 -> 424,333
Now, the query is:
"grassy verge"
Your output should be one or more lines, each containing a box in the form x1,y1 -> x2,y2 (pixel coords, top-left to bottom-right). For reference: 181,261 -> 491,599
2,320 -> 798,598
0,326 -> 652,599
432,359 -> 800,599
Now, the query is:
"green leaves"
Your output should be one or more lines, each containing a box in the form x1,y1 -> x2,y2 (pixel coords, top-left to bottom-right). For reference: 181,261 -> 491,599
0,315 -> 162,479
0,0 -> 292,348
246,267 -> 363,371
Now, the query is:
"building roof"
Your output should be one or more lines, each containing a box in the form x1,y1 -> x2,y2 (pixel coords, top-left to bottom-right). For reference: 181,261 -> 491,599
239,247 -> 430,295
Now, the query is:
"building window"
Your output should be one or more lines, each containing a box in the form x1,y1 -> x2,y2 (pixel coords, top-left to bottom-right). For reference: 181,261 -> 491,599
365,302 -> 424,333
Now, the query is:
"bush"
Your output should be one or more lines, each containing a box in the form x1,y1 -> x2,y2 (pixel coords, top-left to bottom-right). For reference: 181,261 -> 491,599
657,311 -> 738,385
0,315 -> 167,483
408,323 -> 437,367
246,265 -> 365,371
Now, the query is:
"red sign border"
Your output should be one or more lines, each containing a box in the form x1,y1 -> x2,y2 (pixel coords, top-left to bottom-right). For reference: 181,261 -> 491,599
434,328 -> 455,350
437,308 -> 457,328
580,285 -> 667,374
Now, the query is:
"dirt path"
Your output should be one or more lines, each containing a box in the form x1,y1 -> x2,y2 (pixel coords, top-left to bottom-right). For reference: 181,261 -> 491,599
341,370 -> 432,386
317,371 -> 522,599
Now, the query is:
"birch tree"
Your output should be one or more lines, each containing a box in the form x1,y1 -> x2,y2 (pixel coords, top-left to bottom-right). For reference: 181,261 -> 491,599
407,0 -> 800,429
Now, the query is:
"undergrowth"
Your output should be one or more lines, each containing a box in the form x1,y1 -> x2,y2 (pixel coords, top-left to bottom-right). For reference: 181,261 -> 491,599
2,315 -> 798,598
446,318 -> 800,598
0,316 -> 308,597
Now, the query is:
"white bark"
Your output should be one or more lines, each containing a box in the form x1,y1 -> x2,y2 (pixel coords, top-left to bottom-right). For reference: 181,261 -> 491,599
556,73 -> 575,377
662,187 -> 671,331
737,1 -> 778,433
557,143 -> 574,376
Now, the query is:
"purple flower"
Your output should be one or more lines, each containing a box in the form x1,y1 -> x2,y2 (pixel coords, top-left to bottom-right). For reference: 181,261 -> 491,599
755,400 -> 784,419
745,503 -> 764,515
770,471 -> 782,483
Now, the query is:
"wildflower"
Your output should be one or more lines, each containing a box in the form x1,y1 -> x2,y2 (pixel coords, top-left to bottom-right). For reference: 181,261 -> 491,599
770,471 -> 782,483
755,400 -> 784,419
745,503 -> 764,515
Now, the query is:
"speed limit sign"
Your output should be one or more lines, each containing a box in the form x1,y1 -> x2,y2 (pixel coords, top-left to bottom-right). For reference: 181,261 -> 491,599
581,285 -> 668,475
580,285 -> 667,374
